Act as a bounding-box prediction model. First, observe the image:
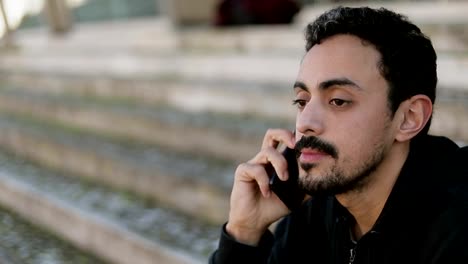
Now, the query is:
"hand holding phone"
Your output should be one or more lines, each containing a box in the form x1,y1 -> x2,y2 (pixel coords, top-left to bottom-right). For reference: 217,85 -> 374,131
266,146 -> 305,211
226,129 -> 300,245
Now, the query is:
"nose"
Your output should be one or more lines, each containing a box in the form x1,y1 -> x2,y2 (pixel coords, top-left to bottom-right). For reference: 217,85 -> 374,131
296,99 -> 325,136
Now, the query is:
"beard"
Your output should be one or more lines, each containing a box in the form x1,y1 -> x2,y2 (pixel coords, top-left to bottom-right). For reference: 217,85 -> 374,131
296,136 -> 387,196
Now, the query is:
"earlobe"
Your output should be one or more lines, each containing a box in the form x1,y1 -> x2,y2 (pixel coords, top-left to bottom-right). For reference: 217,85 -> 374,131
395,95 -> 433,142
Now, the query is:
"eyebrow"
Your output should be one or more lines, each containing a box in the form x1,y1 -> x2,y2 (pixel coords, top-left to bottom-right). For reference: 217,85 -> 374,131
294,78 -> 362,92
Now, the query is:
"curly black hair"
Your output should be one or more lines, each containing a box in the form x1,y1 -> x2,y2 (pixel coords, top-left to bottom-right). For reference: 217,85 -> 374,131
305,6 -> 437,136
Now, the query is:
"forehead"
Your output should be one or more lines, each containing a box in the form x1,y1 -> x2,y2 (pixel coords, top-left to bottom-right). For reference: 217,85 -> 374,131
297,34 -> 384,91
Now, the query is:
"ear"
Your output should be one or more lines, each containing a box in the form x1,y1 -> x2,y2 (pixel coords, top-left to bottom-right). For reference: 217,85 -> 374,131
395,95 -> 433,142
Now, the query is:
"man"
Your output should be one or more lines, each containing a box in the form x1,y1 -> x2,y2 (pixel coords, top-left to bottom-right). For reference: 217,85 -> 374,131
209,6 -> 468,264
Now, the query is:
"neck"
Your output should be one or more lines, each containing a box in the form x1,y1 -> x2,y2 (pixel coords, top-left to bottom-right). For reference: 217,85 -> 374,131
336,141 -> 409,240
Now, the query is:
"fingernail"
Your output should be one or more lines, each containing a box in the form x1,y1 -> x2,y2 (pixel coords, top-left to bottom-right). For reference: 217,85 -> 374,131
290,138 -> 296,148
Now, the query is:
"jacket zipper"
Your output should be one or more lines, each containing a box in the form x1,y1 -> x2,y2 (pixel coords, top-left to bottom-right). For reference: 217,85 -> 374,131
349,246 -> 356,264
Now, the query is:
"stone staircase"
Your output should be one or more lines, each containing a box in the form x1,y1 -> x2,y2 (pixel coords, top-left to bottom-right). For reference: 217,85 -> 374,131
0,2 -> 467,264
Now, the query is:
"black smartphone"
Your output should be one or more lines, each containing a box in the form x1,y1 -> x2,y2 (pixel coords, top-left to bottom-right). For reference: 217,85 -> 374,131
267,146 -> 305,211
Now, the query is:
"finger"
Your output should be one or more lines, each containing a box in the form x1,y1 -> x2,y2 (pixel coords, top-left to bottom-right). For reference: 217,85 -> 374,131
235,163 -> 272,198
262,129 -> 295,150
251,148 -> 289,181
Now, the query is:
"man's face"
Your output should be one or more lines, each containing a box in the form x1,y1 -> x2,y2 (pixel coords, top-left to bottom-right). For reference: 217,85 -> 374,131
293,34 -> 397,196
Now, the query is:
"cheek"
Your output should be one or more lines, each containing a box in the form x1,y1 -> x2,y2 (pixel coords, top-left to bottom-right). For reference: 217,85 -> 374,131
344,103 -> 391,136
334,112 -> 391,162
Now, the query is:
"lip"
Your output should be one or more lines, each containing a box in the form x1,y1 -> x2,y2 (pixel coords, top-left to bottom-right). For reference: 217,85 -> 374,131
299,148 -> 329,163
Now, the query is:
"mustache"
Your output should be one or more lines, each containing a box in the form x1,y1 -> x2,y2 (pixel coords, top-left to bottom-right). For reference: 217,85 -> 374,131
294,136 -> 338,159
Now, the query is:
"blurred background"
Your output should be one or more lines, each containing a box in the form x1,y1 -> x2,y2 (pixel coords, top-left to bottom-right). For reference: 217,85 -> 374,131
0,0 -> 467,263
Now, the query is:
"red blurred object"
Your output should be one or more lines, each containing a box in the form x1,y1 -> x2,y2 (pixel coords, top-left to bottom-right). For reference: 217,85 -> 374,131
214,0 -> 301,26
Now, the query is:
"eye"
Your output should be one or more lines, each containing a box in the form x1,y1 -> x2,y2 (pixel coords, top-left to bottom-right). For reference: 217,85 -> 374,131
292,99 -> 307,109
329,98 -> 351,107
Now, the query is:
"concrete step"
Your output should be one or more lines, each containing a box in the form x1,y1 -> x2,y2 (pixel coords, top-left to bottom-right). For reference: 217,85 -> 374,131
0,147 -> 217,264
13,18 -> 180,56
431,95 -> 468,143
0,71 -> 297,121
0,205 -> 107,264
1,46 -> 467,97
13,17 -> 304,56
0,113 -> 234,225
0,86 -> 294,163
0,51 -> 302,86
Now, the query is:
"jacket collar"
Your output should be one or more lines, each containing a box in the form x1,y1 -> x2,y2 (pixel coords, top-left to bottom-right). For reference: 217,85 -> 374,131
328,135 -> 461,236
371,135 -> 460,234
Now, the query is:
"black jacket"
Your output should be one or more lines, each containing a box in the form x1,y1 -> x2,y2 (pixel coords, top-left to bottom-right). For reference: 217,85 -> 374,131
210,135 -> 468,263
